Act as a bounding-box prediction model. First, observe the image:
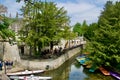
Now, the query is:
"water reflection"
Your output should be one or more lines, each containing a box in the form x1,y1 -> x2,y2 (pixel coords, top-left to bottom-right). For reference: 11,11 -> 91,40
69,65 -> 87,80
40,55 -> 115,80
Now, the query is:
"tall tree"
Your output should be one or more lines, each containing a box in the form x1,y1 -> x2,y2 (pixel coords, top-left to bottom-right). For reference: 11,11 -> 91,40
20,1 -> 71,56
73,22 -> 82,36
81,20 -> 88,36
89,1 -> 120,67
84,23 -> 98,41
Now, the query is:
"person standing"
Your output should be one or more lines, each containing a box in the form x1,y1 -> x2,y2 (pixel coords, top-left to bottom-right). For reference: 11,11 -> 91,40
0,61 -> 3,70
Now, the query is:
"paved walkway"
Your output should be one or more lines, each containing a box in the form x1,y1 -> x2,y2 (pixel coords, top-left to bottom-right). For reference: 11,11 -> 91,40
0,71 -> 10,80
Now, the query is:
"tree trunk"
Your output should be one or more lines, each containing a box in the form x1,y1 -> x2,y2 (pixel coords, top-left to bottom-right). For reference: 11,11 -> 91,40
34,42 -> 37,54
29,45 -> 32,56
38,44 -> 41,55
50,41 -> 53,50
50,41 -> 53,54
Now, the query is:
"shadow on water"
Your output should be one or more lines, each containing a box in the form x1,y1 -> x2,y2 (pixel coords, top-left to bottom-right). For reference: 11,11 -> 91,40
39,53 -> 115,80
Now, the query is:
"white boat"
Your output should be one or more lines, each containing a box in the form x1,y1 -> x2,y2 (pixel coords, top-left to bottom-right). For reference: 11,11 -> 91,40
7,70 -> 44,76
9,75 -> 52,80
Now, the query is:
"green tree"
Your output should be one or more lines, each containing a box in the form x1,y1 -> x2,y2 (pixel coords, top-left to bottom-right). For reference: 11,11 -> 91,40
73,21 -> 88,37
84,23 -> 98,41
0,4 -> 15,42
81,20 -> 88,36
20,1 -> 71,56
73,22 -> 82,36
89,1 -> 120,67
0,16 -> 15,40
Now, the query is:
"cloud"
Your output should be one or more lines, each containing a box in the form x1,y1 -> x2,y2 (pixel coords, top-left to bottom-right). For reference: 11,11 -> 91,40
57,1 -> 103,25
2,0 -> 120,25
56,0 -> 120,25
71,7 -> 101,24
58,2 -> 95,14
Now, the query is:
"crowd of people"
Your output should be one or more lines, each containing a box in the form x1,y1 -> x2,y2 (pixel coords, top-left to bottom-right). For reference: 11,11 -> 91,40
41,47 -> 63,55
0,60 -> 13,71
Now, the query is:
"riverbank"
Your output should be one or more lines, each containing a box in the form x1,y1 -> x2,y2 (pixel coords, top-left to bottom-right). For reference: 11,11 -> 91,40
21,47 -> 81,70
0,71 -> 10,80
7,46 -> 81,73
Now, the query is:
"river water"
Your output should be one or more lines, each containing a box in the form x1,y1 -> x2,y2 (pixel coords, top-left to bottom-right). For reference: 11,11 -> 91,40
40,54 -> 115,80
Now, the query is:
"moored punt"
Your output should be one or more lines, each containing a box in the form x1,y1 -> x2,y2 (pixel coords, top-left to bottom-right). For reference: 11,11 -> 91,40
89,66 -> 96,72
85,64 -> 92,68
76,54 -> 86,64
76,54 -> 85,60
99,67 -> 110,76
110,71 -> 120,80
77,58 -> 86,64
7,70 -> 44,76
88,64 -> 97,72
76,57 -> 91,65
9,75 -> 52,80
82,58 -> 91,66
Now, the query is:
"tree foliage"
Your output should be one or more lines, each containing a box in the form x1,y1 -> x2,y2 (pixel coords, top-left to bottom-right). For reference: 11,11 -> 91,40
73,22 -> 82,36
73,21 -> 88,37
84,23 -> 98,41
81,20 -> 88,36
0,4 -> 15,41
20,1 -> 72,55
89,1 -> 120,67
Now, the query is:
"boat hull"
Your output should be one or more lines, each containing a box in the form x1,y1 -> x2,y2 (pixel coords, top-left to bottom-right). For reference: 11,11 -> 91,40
99,67 -> 110,76
9,75 -> 52,80
7,70 -> 44,76
110,71 -> 120,80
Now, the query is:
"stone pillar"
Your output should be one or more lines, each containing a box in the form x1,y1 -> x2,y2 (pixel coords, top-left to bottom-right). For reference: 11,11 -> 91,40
3,42 -> 21,62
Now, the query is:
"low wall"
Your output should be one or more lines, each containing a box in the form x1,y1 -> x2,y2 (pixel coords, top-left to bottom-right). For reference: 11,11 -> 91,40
20,47 -> 80,71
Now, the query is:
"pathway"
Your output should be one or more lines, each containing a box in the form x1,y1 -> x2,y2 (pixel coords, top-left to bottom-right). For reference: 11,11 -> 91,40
0,71 -> 10,80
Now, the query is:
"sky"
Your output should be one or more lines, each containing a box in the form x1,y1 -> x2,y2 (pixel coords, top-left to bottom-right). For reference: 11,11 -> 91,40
0,0 -> 120,25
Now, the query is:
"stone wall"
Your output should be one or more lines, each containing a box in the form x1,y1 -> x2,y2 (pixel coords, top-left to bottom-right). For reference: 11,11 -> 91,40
20,47 -> 80,71
0,41 -> 82,72
3,42 -> 21,62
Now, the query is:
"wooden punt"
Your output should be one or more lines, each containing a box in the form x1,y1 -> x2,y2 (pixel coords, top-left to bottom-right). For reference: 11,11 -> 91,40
9,75 -> 52,80
110,71 -> 120,80
7,70 -> 44,76
99,67 -> 110,76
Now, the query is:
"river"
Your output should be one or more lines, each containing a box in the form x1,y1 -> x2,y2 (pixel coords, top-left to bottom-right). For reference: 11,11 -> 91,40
40,54 -> 115,80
